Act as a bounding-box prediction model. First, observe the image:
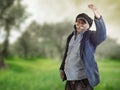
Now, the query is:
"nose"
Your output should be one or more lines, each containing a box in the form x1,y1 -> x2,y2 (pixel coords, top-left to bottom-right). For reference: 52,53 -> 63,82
76,23 -> 84,26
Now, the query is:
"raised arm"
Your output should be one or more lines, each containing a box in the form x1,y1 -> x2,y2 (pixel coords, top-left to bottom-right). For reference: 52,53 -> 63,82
88,4 -> 101,19
88,4 -> 106,46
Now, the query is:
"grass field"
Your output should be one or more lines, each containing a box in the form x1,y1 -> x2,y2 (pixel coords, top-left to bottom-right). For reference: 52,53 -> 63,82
0,58 -> 120,90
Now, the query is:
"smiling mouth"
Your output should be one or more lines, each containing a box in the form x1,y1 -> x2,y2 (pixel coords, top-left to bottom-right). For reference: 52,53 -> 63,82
76,25 -> 84,30
80,27 -> 84,29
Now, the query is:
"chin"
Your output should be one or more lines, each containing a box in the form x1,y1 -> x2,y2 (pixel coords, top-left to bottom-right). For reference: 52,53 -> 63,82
77,29 -> 84,32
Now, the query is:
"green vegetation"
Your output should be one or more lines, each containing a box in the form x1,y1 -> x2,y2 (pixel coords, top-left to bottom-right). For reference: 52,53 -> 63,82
95,60 -> 120,90
0,58 -> 120,90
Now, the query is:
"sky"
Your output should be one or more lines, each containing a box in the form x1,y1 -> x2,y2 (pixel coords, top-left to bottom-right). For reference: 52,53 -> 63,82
21,0 -> 94,23
1,0 -> 120,44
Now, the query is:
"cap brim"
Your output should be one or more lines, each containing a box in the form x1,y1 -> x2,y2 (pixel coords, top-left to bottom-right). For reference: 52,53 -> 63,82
77,17 -> 88,24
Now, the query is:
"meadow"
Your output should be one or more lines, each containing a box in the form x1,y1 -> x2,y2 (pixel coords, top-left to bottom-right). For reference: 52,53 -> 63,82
0,58 -> 120,90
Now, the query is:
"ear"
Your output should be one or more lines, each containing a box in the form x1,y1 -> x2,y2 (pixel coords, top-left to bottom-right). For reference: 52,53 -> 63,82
84,23 -> 89,30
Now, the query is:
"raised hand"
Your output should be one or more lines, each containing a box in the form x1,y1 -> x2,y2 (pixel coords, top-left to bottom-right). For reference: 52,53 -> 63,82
88,4 -> 97,11
88,4 -> 101,19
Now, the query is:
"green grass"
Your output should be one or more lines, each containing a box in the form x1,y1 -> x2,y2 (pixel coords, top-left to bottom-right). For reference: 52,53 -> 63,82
95,60 -> 120,90
0,58 -> 120,90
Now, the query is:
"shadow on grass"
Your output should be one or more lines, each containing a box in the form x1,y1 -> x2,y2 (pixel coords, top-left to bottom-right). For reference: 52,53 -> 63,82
8,63 -> 30,73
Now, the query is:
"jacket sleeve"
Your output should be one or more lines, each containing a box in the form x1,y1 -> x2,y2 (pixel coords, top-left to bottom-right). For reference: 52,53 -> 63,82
59,38 -> 69,71
59,32 -> 74,71
90,16 -> 107,47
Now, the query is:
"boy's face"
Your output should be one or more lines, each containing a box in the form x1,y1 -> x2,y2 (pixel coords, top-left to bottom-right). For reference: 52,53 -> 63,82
75,19 -> 89,33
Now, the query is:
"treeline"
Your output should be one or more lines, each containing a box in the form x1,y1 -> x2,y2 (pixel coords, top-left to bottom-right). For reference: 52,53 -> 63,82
8,21 -> 73,59
7,21 -> 120,60
96,38 -> 120,60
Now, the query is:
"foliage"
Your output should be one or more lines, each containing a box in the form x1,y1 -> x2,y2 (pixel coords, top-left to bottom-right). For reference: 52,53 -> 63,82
10,21 -> 46,59
10,21 -> 73,59
0,0 -> 28,30
10,26 -> 120,60
96,37 -> 120,60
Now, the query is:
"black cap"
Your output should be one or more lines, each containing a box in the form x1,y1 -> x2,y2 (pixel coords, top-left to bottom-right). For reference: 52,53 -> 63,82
75,13 -> 93,28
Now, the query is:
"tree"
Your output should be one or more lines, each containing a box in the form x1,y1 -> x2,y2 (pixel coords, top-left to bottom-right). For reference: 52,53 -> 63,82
0,0 -> 28,68
37,21 -> 73,59
12,21 -> 46,59
95,37 -> 120,60
10,21 -> 73,60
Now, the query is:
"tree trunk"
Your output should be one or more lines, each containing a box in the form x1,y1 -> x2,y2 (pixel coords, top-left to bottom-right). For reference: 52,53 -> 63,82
0,52 -> 5,68
2,34 -> 9,57
0,24 -> 10,68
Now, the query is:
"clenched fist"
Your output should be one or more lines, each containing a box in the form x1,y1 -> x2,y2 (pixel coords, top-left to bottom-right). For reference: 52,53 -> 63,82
88,4 -> 101,19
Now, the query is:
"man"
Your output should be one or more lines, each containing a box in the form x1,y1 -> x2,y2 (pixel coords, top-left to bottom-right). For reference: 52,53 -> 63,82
59,4 -> 106,90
